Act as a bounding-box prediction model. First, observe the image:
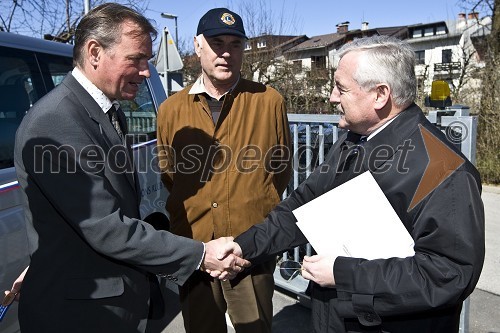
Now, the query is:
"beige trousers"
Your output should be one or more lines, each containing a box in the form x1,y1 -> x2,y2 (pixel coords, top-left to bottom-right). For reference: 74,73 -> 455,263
179,258 -> 276,333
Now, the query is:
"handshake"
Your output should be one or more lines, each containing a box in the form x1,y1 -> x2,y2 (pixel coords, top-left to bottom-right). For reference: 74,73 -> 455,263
201,237 -> 249,281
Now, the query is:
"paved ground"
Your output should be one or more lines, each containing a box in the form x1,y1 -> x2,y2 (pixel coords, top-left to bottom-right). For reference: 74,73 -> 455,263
152,282 -> 500,333
476,185 -> 500,296
152,185 -> 500,333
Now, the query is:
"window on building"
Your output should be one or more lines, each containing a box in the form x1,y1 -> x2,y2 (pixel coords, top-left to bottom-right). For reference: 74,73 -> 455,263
311,56 -> 326,69
424,27 -> 434,37
442,49 -> 452,63
244,42 -> 251,51
416,75 -> 425,93
436,26 -> 446,35
412,29 -> 423,38
292,60 -> 302,73
257,40 -> 267,48
415,50 -> 425,65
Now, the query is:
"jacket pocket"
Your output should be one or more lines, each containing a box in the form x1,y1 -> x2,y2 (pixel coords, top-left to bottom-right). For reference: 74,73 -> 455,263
64,276 -> 125,299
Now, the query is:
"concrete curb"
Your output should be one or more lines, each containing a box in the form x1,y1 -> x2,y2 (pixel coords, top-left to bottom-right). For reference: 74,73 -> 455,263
476,189 -> 500,296
483,184 -> 500,194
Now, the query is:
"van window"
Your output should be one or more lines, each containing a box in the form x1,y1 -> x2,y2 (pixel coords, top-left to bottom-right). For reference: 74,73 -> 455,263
0,43 -> 159,168
36,52 -> 73,89
0,47 -> 39,169
0,46 -> 73,169
120,81 -> 157,143
0,46 -> 38,109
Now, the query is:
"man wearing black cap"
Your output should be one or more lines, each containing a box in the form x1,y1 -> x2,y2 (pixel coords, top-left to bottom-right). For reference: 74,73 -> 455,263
157,7 -> 292,333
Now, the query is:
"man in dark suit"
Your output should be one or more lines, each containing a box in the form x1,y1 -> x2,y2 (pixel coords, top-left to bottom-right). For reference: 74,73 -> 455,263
12,4 -> 247,332
222,35 -> 485,332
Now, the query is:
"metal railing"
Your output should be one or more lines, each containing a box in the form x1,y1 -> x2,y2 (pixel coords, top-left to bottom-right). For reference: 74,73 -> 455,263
124,112 -> 156,135
279,106 -> 478,332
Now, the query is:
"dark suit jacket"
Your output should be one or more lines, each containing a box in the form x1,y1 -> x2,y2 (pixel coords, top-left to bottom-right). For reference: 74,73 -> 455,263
14,73 -> 203,333
236,104 -> 485,332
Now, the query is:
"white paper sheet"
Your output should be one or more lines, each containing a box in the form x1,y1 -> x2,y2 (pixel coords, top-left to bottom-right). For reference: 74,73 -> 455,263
292,171 -> 415,260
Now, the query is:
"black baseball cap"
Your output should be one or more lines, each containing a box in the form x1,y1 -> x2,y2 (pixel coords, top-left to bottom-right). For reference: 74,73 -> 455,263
196,8 -> 247,39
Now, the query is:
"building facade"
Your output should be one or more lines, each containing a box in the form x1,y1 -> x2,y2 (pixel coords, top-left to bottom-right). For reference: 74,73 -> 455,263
239,14 -> 491,112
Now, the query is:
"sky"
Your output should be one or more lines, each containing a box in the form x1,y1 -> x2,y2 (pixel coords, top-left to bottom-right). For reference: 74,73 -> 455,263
144,0 -> 481,51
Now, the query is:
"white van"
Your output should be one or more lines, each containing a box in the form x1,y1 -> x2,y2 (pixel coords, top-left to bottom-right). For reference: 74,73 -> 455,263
0,31 -> 169,333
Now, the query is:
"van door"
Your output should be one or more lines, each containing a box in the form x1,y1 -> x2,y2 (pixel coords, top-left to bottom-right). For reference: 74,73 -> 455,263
0,44 -> 73,333
119,65 -> 169,227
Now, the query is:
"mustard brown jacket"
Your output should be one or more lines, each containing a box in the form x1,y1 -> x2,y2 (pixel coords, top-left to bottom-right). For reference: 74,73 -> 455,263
157,78 -> 292,242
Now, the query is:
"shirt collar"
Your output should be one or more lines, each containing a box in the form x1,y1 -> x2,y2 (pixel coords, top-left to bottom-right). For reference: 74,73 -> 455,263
72,67 -> 116,114
367,113 -> 401,141
188,74 -> 240,100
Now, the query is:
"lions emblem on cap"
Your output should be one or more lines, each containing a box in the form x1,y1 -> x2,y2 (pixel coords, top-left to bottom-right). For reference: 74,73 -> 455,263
220,12 -> 236,26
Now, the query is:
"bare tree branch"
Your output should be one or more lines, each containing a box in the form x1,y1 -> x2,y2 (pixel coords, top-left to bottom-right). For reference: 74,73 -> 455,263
1,0 -> 150,41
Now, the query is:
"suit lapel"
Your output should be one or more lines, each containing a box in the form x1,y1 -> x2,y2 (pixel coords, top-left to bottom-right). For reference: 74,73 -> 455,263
61,73 -> 137,193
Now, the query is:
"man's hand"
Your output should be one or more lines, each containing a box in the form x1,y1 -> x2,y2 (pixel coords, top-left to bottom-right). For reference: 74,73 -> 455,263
4,266 -> 28,301
301,255 -> 336,287
203,237 -> 251,280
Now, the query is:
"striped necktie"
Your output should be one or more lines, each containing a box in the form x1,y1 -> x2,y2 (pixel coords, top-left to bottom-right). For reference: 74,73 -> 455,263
108,105 -> 124,140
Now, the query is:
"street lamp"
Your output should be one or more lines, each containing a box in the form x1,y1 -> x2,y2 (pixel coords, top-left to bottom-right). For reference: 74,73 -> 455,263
83,0 -> 90,14
161,12 -> 178,47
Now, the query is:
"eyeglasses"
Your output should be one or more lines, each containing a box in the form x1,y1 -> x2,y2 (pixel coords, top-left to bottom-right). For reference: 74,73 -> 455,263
278,260 -> 303,281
